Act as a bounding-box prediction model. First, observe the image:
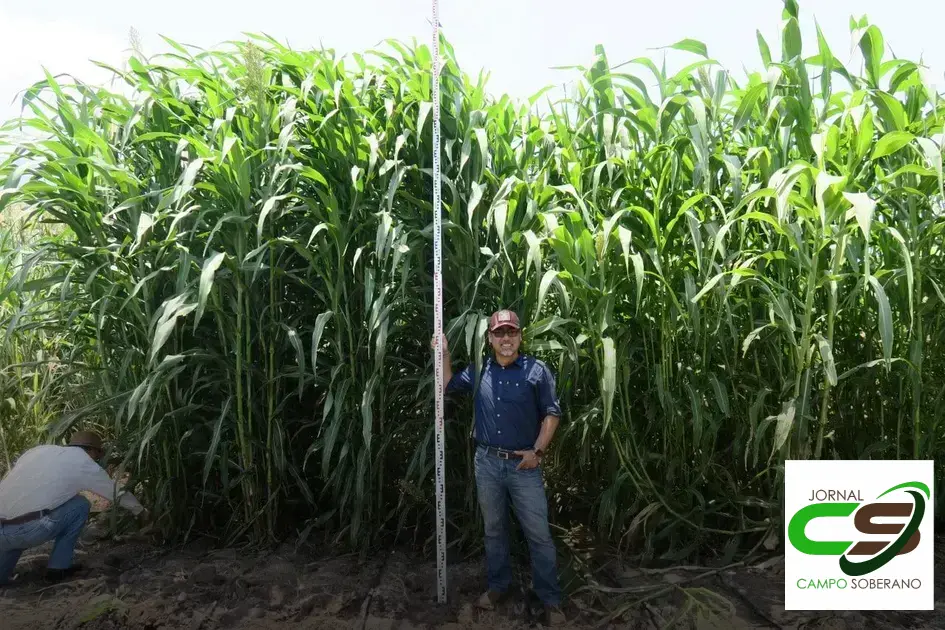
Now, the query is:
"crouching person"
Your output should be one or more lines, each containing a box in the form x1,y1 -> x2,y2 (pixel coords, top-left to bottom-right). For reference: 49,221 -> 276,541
0,430 -> 149,586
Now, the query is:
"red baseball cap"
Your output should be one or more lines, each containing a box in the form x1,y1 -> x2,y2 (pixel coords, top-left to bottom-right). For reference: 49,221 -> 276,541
488,309 -> 520,332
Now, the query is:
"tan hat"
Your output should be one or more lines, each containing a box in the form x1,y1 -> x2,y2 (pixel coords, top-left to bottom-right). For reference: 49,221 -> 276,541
68,430 -> 103,451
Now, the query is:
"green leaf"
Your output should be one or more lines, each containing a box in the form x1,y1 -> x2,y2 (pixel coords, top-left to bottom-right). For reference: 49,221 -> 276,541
889,62 -> 919,93
734,84 -> 766,133
843,192 -> 876,241
361,375 -> 377,450
857,25 -> 885,87
299,166 -> 328,187
132,213 -> 154,252
872,92 -> 907,131
886,226 -> 914,330
687,382 -> 703,446
257,194 -> 288,243
781,16 -> 802,61
855,105 -> 875,160
202,396 -> 232,486
310,311 -> 333,378
173,157 -> 204,203
467,182 -> 485,230
838,358 -> 905,381
527,315 -> 573,338
867,275 -> 894,369
149,298 -> 196,365
494,201 -> 508,244
709,373 -> 730,416
756,30 -> 772,67
814,334 -> 838,386
537,269 -> 559,316
194,251 -> 225,330
916,137 -> 943,197
691,271 -> 726,304
524,230 -> 542,280
287,327 -> 305,398
665,39 -> 708,58
770,400 -> 796,461
746,387 -> 772,469
742,324 -> 772,357
417,101 -> 432,142
871,131 -> 914,160
601,337 -> 616,430
617,226 -> 645,314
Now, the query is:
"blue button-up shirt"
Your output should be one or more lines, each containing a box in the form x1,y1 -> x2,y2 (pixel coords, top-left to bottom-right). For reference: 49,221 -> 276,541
447,354 -> 562,451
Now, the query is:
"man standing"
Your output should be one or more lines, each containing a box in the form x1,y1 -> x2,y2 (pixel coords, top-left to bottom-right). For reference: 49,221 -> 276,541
435,309 -> 566,626
0,430 -> 148,586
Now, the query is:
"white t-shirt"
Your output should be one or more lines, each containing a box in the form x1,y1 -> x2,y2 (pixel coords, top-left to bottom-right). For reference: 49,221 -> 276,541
0,445 -> 143,519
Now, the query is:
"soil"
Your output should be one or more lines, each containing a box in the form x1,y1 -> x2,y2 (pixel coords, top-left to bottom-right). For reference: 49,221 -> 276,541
1,511 -> 943,630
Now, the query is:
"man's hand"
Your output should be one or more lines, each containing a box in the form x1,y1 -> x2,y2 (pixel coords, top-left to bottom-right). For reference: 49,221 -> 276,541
431,333 -> 448,356
514,450 -> 541,470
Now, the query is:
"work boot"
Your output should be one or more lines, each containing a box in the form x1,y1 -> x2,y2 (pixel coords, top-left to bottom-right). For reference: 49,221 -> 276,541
475,590 -> 503,610
541,604 -> 566,626
45,563 -> 84,583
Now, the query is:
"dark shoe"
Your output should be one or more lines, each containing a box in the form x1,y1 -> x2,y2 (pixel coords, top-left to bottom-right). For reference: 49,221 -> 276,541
45,564 -> 84,583
541,604 -> 566,626
474,590 -> 504,610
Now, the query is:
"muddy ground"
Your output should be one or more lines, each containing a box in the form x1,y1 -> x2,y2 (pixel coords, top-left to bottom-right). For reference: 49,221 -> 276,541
1,510 -> 943,630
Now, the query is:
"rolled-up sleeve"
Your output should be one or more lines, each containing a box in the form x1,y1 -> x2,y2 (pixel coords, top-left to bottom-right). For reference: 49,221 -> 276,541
76,457 -> 144,515
537,363 -> 562,417
447,364 -> 473,393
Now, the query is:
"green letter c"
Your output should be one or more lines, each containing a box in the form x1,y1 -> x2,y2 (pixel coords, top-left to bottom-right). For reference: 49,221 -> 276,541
788,502 -> 858,555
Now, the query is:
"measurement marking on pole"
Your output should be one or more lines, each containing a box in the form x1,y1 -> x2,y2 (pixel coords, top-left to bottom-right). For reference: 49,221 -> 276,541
431,0 -> 447,605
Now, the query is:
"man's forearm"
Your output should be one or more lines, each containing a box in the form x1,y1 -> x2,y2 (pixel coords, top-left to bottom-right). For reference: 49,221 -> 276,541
118,491 -> 145,515
442,354 -> 452,393
82,463 -> 144,515
533,415 -> 559,452
434,332 -> 453,394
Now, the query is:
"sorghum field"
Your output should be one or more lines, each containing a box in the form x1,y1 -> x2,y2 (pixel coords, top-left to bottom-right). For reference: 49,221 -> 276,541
0,1 -> 943,627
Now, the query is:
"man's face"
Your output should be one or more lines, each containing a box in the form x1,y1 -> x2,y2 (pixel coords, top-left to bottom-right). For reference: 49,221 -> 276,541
489,326 -> 521,358
84,446 -> 105,465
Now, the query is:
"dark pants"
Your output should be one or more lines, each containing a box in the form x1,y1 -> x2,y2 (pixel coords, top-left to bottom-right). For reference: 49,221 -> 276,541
0,495 -> 90,583
474,445 -> 561,606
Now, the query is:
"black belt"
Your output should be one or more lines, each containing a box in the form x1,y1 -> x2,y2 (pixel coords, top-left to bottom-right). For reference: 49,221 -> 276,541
478,444 -> 523,460
0,509 -> 49,525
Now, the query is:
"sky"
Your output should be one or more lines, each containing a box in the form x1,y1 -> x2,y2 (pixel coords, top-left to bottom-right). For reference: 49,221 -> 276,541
1,0 -> 944,125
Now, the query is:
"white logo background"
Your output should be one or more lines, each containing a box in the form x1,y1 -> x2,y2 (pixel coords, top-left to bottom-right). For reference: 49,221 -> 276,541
784,459 -> 934,611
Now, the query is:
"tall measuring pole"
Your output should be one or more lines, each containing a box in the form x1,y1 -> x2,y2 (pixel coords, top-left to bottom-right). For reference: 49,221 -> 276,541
431,0 -> 448,606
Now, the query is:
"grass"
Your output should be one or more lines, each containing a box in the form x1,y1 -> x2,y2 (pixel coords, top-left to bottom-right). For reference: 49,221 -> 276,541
0,0 -> 943,564
0,205 -> 84,475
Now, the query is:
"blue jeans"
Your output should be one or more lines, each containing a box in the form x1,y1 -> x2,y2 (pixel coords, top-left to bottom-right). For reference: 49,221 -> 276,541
0,495 -> 90,583
474,445 -> 561,606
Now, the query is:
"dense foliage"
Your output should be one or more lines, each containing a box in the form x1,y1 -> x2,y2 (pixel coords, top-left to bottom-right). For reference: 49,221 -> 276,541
1,1 -> 943,561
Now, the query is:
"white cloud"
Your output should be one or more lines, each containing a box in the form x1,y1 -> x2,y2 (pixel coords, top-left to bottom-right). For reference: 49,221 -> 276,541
0,9 -> 128,122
